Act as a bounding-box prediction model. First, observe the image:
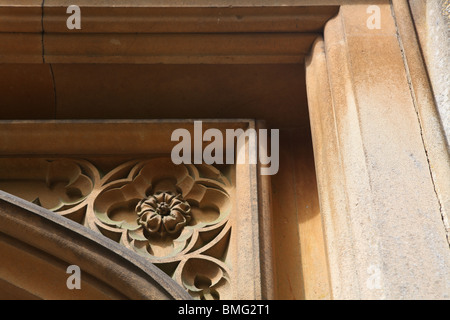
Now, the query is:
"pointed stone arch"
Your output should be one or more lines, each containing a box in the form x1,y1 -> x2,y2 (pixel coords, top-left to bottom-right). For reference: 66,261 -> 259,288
0,191 -> 192,300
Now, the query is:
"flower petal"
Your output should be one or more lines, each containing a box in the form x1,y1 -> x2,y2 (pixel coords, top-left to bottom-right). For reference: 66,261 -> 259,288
145,214 -> 162,234
163,214 -> 186,234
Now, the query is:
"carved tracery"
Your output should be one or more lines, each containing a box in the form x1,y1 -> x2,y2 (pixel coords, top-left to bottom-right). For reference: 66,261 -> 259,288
0,158 -> 233,300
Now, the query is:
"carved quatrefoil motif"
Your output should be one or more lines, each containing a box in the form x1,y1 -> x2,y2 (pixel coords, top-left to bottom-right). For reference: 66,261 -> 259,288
0,158 -> 233,299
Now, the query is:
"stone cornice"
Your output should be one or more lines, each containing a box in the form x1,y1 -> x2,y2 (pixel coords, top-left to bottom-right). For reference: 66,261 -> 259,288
0,2 -> 338,64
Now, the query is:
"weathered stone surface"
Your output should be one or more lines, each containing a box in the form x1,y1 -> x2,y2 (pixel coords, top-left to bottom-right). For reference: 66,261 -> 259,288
0,0 -> 448,301
393,0 -> 450,249
0,120 -> 274,300
306,4 -> 450,299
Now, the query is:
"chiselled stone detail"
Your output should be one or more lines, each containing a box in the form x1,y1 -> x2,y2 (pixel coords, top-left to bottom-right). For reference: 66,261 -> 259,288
0,159 -> 99,222
178,257 -> 231,300
136,192 -> 192,238
0,157 -> 233,300
91,158 -> 231,269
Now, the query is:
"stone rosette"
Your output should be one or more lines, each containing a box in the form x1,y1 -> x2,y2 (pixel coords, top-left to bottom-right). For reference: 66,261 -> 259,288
87,158 -> 233,299
136,192 -> 192,238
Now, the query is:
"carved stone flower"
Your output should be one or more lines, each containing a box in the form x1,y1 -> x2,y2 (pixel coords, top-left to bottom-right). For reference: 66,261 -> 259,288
92,158 -> 231,259
136,192 -> 191,238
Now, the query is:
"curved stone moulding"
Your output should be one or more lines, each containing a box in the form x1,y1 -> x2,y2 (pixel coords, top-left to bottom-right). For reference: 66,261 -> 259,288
0,157 -> 235,300
0,190 -> 192,300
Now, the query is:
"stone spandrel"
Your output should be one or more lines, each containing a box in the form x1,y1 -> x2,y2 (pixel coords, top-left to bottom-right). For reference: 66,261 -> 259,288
0,157 -> 233,299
